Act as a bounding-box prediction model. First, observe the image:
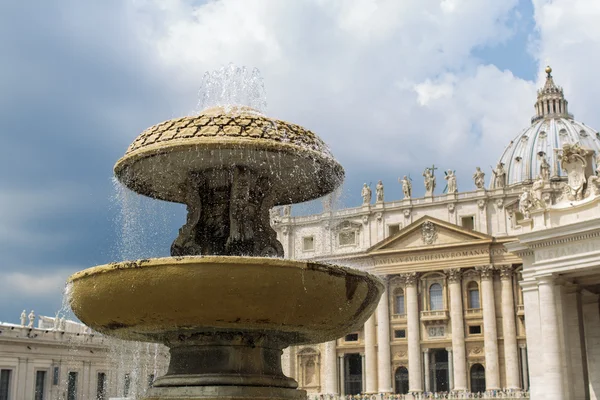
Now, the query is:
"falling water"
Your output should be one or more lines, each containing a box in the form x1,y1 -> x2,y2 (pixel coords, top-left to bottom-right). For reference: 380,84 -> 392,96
196,63 -> 268,114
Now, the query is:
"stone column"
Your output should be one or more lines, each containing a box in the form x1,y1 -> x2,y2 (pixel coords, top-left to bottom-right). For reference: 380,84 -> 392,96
478,265 -> 500,390
537,275 -> 565,400
376,281 -> 392,393
582,292 -> 600,400
446,347 -> 454,391
499,266 -> 520,389
338,355 -> 345,396
364,314 -> 378,393
423,349 -> 430,392
521,280 -> 542,398
361,353 -> 366,392
446,268 -> 467,391
519,345 -> 529,391
405,273 -> 423,392
323,341 -> 338,394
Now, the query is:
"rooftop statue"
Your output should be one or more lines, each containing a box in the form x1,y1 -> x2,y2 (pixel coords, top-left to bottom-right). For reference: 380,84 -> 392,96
398,175 -> 412,199
361,183 -> 372,205
423,167 -> 436,196
473,167 -> 485,189
492,162 -> 506,188
445,170 -> 457,194
375,180 -> 384,203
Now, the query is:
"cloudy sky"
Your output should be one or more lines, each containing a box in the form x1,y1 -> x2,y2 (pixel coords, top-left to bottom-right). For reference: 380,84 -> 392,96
1,0 -> 600,323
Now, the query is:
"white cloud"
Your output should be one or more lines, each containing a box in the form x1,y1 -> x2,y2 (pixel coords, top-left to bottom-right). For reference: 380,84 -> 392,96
0,268 -> 76,300
122,0 -> 532,189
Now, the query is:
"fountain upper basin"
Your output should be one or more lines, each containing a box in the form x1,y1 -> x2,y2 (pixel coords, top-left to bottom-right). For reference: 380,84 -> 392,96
68,256 -> 383,344
114,107 -> 344,205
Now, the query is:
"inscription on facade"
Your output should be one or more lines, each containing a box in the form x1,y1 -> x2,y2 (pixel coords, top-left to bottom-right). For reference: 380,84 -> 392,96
535,239 -> 600,262
374,248 -> 507,266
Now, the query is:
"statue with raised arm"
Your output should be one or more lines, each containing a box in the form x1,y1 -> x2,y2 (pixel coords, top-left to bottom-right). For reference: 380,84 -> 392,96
398,175 -> 412,199
375,180 -> 384,203
473,167 -> 485,189
361,183 -> 372,205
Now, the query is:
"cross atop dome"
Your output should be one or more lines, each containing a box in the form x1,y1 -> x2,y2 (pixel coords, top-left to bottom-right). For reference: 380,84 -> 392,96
532,65 -> 572,123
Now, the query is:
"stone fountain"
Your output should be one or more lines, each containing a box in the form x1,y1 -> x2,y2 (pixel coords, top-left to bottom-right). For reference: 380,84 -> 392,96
67,66 -> 384,400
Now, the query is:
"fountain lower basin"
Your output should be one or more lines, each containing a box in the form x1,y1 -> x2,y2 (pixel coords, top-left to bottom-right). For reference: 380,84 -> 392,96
68,256 -> 383,399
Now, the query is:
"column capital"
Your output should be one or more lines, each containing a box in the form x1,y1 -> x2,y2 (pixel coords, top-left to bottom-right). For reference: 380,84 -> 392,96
519,344 -> 527,349
498,265 -> 514,280
401,272 -> 419,287
422,348 -> 429,354
444,268 -> 462,283
476,264 -> 495,280
445,347 -> 453,353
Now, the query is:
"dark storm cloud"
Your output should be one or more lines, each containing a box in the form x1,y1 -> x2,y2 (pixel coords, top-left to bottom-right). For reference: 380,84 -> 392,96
0,1 -> 183,321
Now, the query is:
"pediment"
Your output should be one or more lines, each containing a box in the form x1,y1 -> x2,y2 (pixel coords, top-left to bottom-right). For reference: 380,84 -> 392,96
369,216 -> 493,252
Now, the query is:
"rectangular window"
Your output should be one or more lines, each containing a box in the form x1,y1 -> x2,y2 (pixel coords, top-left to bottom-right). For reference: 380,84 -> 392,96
394,329 -> 406,339
52,367 -> 59,386
344,333 -> 359,342
67,372 -> 78,400
124,374 -> 131,397
469,325 -> 482,335
388,224 -> 401,237
339,231 -> 356,246
97,372 -> 107,400
302,236 -> 314,251
461,216 -> 474,230
35,371 -> 46,400
469,290 -> 480,309
0,370 -> 11,400
395,295 -> 405,315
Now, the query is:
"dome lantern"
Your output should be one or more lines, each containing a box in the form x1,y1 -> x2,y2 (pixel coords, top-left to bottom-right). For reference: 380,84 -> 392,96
532,66 -> 572,123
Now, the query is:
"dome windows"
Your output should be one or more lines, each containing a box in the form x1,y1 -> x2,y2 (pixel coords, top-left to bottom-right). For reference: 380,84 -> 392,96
580,129 -> 589,138
539,131 -> 547,139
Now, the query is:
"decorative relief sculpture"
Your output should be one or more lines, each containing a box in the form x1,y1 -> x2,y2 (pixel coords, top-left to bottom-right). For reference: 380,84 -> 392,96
560,143 -> 592,200
423,167 -> 436,197
421,221 -> 438,245
361,183 -> 372,205
376,180 -> 384,203
477,199 -> 486,210
519,176 -> 546,219
447,203 -> 455,213
473,167 -> 485,189
445,170 -> 457,194
398,175 -> 412,199
492,162 -> 507,188
403,209 -> 411,218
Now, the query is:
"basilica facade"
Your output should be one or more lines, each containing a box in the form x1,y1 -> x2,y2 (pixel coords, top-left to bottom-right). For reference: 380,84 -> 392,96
273,68 -> 600,399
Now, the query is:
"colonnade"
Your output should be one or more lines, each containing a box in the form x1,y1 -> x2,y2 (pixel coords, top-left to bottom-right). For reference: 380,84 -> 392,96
320,265 -> 525,395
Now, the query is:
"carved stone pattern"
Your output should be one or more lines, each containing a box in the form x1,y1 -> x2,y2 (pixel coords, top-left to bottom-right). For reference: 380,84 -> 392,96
498,265 -> 514,280
421,221 -> 437,245
403,209 -> 411,218
469,347 -> 483,355
444,268 -> 462,283
126,114 -> 333,157
476,265 -> 495,280
401,272 -> 419,287
448,203 -> 455,213
477,199 -> 486,210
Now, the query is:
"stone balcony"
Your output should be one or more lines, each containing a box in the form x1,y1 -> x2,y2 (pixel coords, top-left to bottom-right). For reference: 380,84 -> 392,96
464,308 -> 483,319
420,309 -> 449,324
391,313 -> 407,323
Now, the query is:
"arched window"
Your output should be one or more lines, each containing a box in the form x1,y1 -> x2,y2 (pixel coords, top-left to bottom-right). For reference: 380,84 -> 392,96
467,281 -> 480,309
429,283 -> 443,311
470,364 -> 486,393
394,288 -> 405,315
394,367 -> 409,394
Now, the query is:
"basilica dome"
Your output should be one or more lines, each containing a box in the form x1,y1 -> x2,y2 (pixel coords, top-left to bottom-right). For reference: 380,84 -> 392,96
492,67 -> 600,188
